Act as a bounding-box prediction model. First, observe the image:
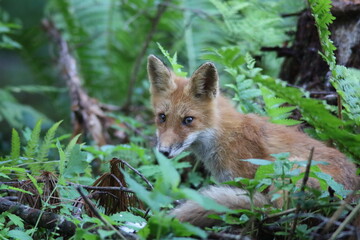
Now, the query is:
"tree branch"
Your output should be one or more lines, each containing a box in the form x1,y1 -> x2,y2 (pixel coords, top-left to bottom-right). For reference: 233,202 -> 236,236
124,0 -> 172,110
0,197 -> 76,238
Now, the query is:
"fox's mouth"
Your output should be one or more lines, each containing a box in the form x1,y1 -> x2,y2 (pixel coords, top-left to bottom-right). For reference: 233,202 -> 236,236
158,143 -> 184,159
157,132 -> 200,159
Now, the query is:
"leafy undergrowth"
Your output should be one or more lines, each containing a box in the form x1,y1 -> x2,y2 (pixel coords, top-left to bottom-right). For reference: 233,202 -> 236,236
0,119 -> 358,240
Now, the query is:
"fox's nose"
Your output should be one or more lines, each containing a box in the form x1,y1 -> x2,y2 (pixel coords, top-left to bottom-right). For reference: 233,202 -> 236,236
159,149 -> 170,157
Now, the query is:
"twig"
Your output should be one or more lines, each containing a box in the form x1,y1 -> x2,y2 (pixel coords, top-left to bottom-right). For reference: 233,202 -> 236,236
322,181 -> 360,233
329,202 -> 360,240
124,0 -> 172,110
208,232 -> 251,240
1,180 -> 136,193
74,184 -> 134,192
112,158 -> 153,218
114,158 -> 154,190
288,147 -> 314,240
76,187 -> 126,240
123,121 -> 155,141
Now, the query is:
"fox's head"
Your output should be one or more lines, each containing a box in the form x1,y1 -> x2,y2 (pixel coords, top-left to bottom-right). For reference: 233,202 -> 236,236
147,55 -> 219,158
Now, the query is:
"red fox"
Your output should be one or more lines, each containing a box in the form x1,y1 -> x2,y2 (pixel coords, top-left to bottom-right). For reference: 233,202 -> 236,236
147,55 -> 358,227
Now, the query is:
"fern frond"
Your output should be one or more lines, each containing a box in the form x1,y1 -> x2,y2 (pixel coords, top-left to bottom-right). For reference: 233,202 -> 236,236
57,141 -> 67,183
65,134 -> 81,157
36,121 -> 62,172
309,0 -> 360,124
261,87 -> 301,126
24,120 -> 42,160
157,42 -> 187,77
10,129 -> 21,161
332,66 -> 360,123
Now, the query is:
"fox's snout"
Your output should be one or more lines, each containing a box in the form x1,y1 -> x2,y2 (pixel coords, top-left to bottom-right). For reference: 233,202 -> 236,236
157,131 -> 200,159
158,145 -> 172,158
157,143 -> 182,159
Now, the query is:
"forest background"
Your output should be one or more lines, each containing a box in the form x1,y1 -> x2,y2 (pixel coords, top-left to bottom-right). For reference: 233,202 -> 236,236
0,0 -> 360,239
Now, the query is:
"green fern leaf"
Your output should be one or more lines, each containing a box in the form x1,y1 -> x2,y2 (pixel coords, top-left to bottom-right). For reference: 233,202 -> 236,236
24,120 -> 42,160
36,121 -> 62,171
261,87 -> 301,126
309,0 -> 360,124
272,119 -> 303,126
64,134 -> 81,158
57,141 -> 67,184
157,42 -> 187,77
10,129 -> 21,161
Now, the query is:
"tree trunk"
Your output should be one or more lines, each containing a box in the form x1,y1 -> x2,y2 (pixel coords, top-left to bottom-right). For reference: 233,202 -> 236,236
279,1 -> 360,91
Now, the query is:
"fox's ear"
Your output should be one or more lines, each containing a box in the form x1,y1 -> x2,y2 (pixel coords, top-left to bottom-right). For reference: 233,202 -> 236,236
147,55 -> 174,94
189,62 -> 219,99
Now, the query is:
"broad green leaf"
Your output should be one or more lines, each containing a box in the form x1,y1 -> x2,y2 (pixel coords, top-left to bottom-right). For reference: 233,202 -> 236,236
241,159 -> 273,165
8,230 -> 32,240
7,213 -> 24,228
110,211 -> 146,223
155,150 -> 180,189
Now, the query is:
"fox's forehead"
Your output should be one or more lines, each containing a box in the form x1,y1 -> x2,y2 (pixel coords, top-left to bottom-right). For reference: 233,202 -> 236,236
153,76 -> 196,115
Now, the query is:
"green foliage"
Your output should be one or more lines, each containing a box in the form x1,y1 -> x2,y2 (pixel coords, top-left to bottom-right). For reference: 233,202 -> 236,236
37,120 -> 62,164
210,0 -> 303,53
10,129 -> 20,160
209,0 -> 305,75
24,120 -> 42,159
261,87 -> 302,126
309,0 -> 360,124
0,89 -> 52,130
0,8 -> 21,49
157,43 -> 187,77
203,48 -> 264,114
5,120 -> 63,176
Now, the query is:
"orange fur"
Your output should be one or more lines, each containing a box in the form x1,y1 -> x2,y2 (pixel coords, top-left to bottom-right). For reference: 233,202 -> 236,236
147,55 -> 358,227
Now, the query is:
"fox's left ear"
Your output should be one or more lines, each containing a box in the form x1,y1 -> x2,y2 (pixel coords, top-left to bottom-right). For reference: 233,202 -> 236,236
189,62 -> 219,99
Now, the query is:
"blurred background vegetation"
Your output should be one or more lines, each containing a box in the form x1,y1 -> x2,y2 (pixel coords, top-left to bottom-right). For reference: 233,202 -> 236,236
0,0 -> 306,153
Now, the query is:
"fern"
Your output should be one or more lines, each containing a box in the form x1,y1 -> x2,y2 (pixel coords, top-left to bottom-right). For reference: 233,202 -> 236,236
24,119 -> 42,160
210,0 -> 287,52
36,120 -> 62,170
10,129 -> 20,161
157,42 -> 187,77
309,0 -> 360,124
261,87 -> 302,126
202,48 -> 263,114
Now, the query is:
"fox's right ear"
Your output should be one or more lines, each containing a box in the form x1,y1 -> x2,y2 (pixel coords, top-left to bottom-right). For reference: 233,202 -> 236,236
147,55 -> 174,94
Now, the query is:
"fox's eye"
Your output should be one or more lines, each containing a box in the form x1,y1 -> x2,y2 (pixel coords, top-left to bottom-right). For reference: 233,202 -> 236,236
158,113 -> 166,123
182,116 -> 194,125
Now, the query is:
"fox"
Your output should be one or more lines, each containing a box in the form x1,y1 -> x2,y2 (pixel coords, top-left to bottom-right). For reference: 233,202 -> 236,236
147,54 -> 358,227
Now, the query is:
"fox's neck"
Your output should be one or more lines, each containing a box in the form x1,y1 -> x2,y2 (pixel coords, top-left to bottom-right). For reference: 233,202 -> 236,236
189,128 -> 233,182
